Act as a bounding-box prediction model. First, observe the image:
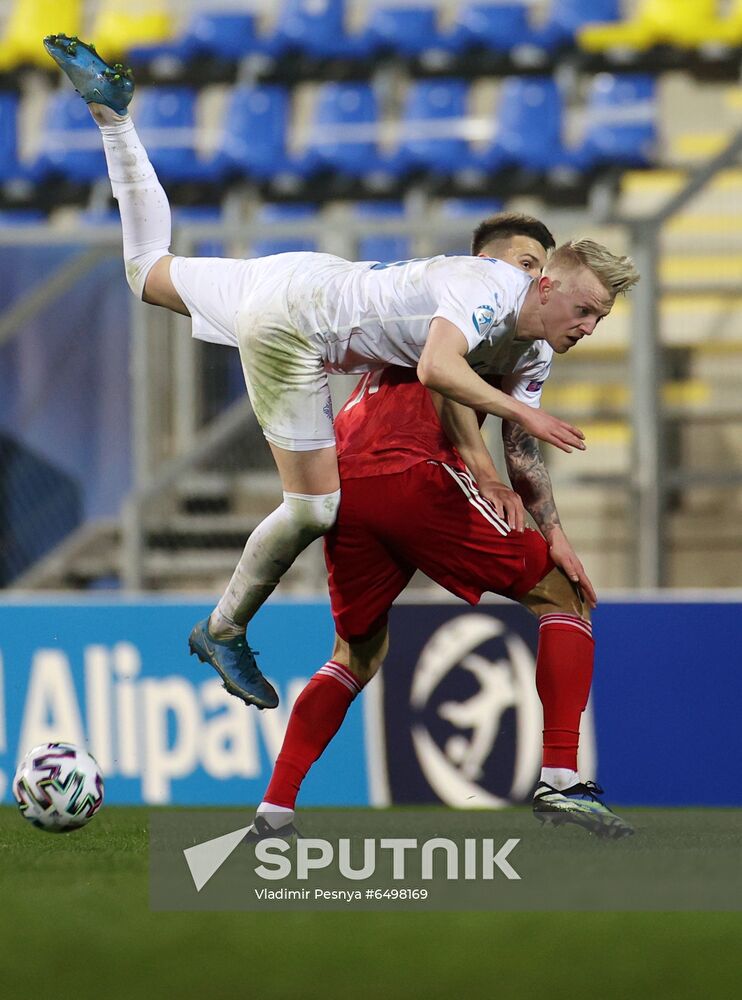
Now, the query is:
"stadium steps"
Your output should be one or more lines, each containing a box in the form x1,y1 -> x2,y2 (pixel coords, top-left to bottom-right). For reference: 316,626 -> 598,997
135,470 -> 323,592
11,518 -> 120,588
9,469 -> 328,592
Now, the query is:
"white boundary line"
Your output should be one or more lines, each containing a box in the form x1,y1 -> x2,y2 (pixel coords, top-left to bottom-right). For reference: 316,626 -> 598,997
2,588 -> 742,607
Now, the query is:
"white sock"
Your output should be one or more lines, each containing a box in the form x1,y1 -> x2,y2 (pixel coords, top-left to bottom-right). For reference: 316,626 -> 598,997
211,491 -> 340,636
541,767 -> 579,791
96,114 -> 172,298
256,802 -> 295,830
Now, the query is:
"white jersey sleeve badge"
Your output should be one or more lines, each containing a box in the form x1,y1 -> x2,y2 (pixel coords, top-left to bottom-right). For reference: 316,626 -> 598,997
472,300 -> 499,339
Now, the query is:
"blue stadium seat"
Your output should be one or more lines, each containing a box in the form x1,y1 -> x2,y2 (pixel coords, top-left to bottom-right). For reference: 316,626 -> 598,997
216,84 -> 294,181
439,197 -> 505,218
129,10 -> 267,65
35,92 -> 107,184
395,79 -> 471,175
355,201 -> 410,261
251,203 -> 318,256
136,87 -> 221,183
446,2 -> 535,54
0,92 -> 35,183
474,76 -> 565,173
271,0 -> 369,59
531,0 -> 621,53
0,209 -> 46,225
302,82 -> 384,178
362,3 -> 444,58
577,74 -> 658,169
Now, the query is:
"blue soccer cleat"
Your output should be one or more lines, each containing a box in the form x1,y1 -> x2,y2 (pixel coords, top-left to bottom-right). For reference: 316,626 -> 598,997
43,34 -> 134,115
533,780 -> 634,839
188,617 -> 279,710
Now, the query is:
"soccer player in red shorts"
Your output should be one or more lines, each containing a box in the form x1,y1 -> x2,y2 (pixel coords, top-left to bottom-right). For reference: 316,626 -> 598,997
248,216 -> 633,839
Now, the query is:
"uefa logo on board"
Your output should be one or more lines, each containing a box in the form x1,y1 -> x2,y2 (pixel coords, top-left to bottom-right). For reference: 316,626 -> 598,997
409,614 -> 543,807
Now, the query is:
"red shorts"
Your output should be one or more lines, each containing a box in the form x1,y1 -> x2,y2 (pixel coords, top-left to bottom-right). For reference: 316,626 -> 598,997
325,461 -> 554,641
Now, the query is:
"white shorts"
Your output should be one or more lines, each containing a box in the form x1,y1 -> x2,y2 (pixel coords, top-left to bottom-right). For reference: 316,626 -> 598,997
171,252 -> 336,451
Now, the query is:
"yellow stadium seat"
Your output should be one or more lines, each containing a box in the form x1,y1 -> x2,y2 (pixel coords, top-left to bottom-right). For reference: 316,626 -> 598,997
693,0 -> 742,48
0,0 -> 82,70
579,0 -> 719,53
91,1 -> 173,59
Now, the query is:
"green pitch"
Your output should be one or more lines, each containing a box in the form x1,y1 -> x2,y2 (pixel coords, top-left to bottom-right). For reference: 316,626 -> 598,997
0,806 -> 739,1000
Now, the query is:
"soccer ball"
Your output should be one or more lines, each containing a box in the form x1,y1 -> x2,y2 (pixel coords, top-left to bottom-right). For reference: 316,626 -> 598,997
12,742 -> 104,833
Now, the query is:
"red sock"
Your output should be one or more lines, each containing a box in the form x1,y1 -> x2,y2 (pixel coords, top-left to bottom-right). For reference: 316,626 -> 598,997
536,614 -> 595,771
263,661 -> 364,809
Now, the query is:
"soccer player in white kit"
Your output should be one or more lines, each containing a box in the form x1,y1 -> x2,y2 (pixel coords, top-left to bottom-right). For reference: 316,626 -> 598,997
45,35 -> 639,709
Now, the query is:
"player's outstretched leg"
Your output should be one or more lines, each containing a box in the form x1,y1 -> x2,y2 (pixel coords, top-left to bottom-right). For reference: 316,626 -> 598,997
44,34 -> 278,708
43,35 -> 134,116
188,618 -> 279,710
533,780 -> 634,839
43,33 -> 173,303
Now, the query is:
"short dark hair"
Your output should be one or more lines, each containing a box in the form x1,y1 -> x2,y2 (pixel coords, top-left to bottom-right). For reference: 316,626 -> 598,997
471,212 -> 556,256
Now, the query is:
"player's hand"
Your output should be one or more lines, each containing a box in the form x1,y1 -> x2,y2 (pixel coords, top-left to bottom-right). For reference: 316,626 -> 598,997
547,528 -> 597,608
478,481 -> 525,532
517,406 -> 585,454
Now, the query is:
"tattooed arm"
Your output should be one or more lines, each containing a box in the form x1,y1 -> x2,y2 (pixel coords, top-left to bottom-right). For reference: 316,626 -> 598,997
502,419 -> 597,606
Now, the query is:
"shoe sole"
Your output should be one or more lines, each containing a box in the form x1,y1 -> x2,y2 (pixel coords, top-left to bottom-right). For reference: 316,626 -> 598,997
43,35 -> 134,113
534,808 -> 634,840
188,637 -> 276,710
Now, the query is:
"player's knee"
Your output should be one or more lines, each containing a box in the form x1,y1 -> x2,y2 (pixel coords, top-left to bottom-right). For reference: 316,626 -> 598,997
125,250 -> 170,301
520,566 -> 591,623
332,627 -> 388,686
283,489 -> 341,537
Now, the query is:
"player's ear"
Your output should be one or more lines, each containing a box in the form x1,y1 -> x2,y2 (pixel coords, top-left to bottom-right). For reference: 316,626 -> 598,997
537,274 -> 553,303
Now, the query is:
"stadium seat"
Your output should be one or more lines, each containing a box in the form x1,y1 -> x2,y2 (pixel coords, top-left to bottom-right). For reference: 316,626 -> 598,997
0,0 -> 81,70
530,0 -> 621,54
35,92 -> 107,184
439,197 -> 504,219
91,1 -> 174,59
578,0 -> 718,53
693,0 -> 742,49
445,2 -> 535,56
250,202 -> 318,256
474,76 -> 565,174
135,87 -> 220,183
355,201 -> 410,261
302,82 -> 384,178
362,3 -> 445,58
0,93 -> 25,181
577,74 -> 658,169
270,0 -> 369,59
128,11 -> 266,67
394,79 -> 471,175
215,84 -> 293,181
0,209 -> 46,225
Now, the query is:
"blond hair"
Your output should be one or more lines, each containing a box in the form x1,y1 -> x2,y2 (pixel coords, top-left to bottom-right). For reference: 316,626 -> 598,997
545,239 -> 640,297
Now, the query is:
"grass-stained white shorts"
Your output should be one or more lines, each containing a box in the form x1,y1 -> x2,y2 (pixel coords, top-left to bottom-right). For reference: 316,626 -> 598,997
171,252 -> 336,452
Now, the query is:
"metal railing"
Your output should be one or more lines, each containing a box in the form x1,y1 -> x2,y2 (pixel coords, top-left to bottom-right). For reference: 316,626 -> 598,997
2,143 -> 741,589
619,129 -> 742,587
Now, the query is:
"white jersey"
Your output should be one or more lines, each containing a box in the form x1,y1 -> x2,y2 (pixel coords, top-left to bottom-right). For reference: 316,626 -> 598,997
288,252 -> 532,372
468,337 -> 553,410
172,250 -> 535,373
170,251 -> 551,450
